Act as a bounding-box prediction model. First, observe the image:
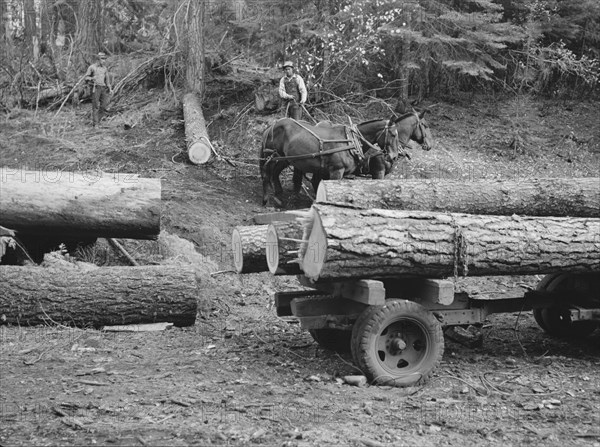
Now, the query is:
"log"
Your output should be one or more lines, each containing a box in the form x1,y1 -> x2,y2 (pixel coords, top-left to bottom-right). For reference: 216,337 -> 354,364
0,265 -> 198,327
183,92 -> 212,164
0,169 -> 161,239
232,220 -> 306,275
266,221 -> 305,275
316,178 -> 600,217
300,204 -> 600,281
232,225 -> 269,273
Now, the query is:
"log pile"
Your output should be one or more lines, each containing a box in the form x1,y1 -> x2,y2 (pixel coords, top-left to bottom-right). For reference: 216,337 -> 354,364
233,178 -> 600,281
0,169 -> 199,327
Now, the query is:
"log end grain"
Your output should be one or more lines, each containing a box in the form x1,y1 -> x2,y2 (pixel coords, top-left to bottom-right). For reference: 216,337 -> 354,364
188,141 -> 212,164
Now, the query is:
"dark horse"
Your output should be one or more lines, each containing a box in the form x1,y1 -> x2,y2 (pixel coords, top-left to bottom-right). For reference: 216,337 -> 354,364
260,111 -> 433,206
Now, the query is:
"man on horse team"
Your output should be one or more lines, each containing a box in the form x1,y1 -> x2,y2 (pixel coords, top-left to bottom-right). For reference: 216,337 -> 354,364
278,61 -> 307,121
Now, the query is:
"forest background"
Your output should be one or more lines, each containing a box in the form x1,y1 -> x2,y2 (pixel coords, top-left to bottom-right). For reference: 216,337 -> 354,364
1,0 -> 599,112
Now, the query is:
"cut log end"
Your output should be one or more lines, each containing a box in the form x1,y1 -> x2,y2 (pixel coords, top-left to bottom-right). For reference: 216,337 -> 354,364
300,207 -> 327,281
266,224 -> 279,274
315,183 -> 327,203
231,228 -> 244,274
188,141 -> 212,164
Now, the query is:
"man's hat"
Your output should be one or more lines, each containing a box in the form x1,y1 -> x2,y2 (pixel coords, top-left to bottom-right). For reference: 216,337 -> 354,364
282,61 -> 294,69
98,52 -> 107,58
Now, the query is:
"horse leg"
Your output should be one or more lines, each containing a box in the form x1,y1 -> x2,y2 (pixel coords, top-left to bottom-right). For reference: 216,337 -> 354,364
311,171 -> 322,194
371,170 -> 385,179
271,161 -> 288,207
292,167 -> 303,195
261,160 -> 273,206
328,168 -> 344,181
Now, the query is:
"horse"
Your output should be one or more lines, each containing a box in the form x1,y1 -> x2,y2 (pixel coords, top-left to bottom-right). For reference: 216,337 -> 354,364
260,110 -> 433,206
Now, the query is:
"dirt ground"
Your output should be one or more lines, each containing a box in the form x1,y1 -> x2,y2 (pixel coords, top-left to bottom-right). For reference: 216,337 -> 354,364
1,92 -> 599,446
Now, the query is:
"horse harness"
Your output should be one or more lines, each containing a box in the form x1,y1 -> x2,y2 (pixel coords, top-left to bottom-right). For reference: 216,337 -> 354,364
264,119 -> 393,169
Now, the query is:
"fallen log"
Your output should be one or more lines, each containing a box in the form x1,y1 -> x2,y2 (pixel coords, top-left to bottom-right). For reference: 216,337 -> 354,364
300,204 -> 600,281
0,264 -> 198,327
316,178 -> 600,217
183,92 -> 212,164
0,169 -> 161,240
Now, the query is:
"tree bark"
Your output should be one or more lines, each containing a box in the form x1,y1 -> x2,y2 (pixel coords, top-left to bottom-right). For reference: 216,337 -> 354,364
300,204 -> 600,281
182,92 -> 212,164
316,178 -> 600,217
23,0 -> 39,60
74,0 -> 102,69
231,224 -> 269,273
184,0 -> 205,94
0,264 -> 198,327
0,170 -> 161,239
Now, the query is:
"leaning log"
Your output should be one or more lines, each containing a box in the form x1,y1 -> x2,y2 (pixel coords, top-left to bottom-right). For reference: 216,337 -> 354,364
0,265 -> 198,327
0,170 -> 161,240
300,204 -> 600,281
316,178 -> 600,217
183,92 -> 212,164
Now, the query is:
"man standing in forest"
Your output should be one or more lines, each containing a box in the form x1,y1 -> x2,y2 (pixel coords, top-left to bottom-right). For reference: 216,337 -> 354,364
84,52 -> 112,127
278,61 -> 307,121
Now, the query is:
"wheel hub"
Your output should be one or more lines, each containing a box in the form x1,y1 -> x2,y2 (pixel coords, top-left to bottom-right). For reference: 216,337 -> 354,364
387,333 -> 407,354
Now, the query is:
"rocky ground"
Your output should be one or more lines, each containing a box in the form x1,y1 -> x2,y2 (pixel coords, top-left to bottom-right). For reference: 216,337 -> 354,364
0,92 -> 599,446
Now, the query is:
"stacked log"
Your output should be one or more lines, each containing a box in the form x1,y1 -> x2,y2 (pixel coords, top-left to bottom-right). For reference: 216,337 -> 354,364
0,169 -> 199,328
298,204 -> 600,282
235,178 -> 600,282
316,178 -> 600,217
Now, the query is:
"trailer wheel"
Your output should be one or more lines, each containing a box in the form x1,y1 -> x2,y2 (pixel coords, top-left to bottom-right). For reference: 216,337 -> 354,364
534,274 -> 598,338
351,299 -> 443,387
308,329 -> 351,353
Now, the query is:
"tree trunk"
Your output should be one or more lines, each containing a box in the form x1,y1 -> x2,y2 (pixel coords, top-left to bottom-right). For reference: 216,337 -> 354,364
184,0 -> 205,95
23,0 -> 39,60
0,264 -> 198,327
300,204 -> 600,281
0,170 -> 161,239
74,0 -> 102,69
182,92 -> 212,164
316,178 -> 600,217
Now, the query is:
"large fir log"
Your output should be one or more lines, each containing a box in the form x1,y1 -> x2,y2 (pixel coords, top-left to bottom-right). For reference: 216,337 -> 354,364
300,204 -> 600,281
0,170 -> 161,239
0,265 -> 198,327
316,178 -> 600,217
183,92 -> 212,164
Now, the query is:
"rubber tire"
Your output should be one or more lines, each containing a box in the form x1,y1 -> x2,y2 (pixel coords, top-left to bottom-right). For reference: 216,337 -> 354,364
308,329 -> 352,353
351,299 -> 444,387
534,274 -> 598,338
533,273 -> 563,332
